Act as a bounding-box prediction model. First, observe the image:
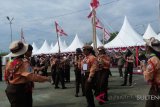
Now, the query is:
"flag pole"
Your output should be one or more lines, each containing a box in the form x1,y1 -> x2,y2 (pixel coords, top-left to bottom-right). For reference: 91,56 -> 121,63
21,28 -> 23,42
55,21 -> 61,55
20,28 -> 26,43
102,28 -> 105,45
56,31 -> 61,54
92,9 -> 97,51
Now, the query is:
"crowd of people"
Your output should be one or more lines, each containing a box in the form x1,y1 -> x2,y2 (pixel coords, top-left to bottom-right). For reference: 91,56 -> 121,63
2,37 -> 160,107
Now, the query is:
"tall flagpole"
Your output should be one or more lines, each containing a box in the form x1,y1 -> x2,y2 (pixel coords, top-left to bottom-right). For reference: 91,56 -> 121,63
56,32 -> 61,54
55,21 -> 61,54
102,28 -> 105,45
92,9 -> 97,51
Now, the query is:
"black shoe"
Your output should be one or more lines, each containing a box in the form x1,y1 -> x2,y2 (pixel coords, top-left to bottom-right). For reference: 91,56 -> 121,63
75,94 -> 79,97
99,101 -> 105,105
129,84 -> 133,86
55,86 -> 60,89
82,93 -> 85,96
62,87 -> 67,89
105,98 -> 109,101
87,105 -> 95,107
104,97 -> 109,101
121,84 -> 126,86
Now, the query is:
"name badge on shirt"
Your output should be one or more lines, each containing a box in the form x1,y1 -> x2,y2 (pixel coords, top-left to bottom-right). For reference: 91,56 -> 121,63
83,63 -> 88,71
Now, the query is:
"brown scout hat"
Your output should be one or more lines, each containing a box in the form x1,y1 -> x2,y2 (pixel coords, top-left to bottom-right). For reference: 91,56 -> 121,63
144,37 -> 160,52
9,41 -> 28,57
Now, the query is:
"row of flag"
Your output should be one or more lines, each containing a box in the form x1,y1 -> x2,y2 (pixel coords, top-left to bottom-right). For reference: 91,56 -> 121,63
20,0 -> 110,43
55,0 -> 110,40
88,0 -> 111,41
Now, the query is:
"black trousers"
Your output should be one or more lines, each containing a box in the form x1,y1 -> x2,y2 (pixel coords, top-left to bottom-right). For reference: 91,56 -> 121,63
81,74 -> 86,96
55,69 -> 65,88
75,69 -> 85,95
145,86 -> 160,107
84,73 -> 95,107
95,69 -> 109,100
51,66 -> 56,84
64,68 -> 70,82
123,63 -> 133,85
5,84 -> 32,107
118,65 -> 123,77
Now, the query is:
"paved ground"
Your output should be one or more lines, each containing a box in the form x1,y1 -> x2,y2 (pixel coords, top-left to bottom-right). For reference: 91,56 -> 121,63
0,68 -> 150,107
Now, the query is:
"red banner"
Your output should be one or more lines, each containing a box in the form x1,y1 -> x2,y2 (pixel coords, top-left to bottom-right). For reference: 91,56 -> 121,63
55,21 -> 68,36
90,0 -> 99,9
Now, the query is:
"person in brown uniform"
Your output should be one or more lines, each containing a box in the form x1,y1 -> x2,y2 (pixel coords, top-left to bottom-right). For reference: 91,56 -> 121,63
50,55 -> 57,85
74,48 -> 85,97
63,55 -> 71,82
121,49 -> 134,86
81,45 -> 97,107
95,46 -> 110,105
54,55 -> 66,89
142,37 -> 160,107
115,52 -> 125,78
4,41 -> 50,107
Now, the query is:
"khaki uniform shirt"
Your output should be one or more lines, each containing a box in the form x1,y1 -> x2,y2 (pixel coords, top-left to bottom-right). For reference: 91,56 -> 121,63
143,56 -> 160,85
4,58 -> 48,84
97,54 -> 110,70
81,54 -> 97,78
74,55 -> 83,70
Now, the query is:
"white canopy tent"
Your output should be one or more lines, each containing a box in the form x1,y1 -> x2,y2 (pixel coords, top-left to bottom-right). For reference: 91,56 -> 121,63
91,35 -> 103,47
33,40 -> 51,55
50,43 -> 54,49
2,53 -> 12,65
63,34 -> 84,52
63,40 -> 68,49
104,16 -> 145,49
32,42 -> 38,53
49,37 -> 67,54
158,33 -> 160,40
143,24 -> 158,39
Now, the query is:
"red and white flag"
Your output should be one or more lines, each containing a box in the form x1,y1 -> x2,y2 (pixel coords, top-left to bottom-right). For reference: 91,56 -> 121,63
55,21 -> 68,36
95,17 -> 103,29
104,28 -> 110,41
95,17 -> 111,41
90,0 -> 99,9
88,0 -> 99,18
87,11 -> 93,18
20,28 -> 26,43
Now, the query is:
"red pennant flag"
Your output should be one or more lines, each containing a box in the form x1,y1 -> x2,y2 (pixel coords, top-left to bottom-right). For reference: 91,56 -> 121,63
104,28 -> 111,41
90,0 -> 99,9
95,17 -> 103,29
87,11 -> 93,18
20,28 -> 26,43
55,21 -> 68,36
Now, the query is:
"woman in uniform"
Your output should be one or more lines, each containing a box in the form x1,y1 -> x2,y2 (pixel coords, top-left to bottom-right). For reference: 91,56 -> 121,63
4,41 -> 50,107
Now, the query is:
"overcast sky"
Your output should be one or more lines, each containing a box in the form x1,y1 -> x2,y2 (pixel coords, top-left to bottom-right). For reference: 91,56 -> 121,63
0,0 -> 159,52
